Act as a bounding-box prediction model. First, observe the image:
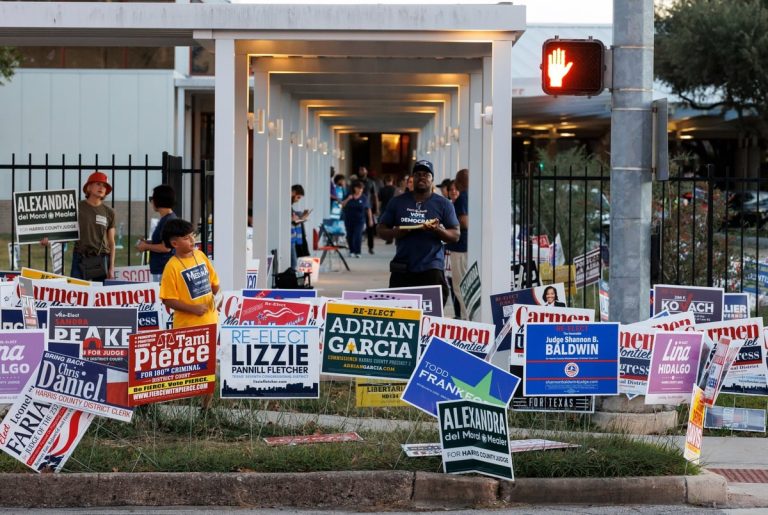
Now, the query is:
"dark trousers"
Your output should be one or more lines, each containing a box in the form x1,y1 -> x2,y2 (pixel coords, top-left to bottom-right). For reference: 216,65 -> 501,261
366,225 -> 376,251
345,220 -> 364,255
389,268 -> 449,306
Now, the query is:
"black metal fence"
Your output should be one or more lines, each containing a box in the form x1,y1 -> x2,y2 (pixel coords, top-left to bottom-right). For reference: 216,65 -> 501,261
0,152 -> 208,273
512,163 -> 768,318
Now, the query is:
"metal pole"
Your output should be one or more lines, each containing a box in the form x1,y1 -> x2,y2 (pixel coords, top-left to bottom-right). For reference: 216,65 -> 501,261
609,0 -> 654,323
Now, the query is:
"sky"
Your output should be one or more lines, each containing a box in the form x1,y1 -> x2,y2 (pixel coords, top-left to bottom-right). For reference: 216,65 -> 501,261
230,0 -> 614,24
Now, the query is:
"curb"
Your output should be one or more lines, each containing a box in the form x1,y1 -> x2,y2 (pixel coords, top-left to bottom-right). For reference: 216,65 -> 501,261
0,470 -> 727,509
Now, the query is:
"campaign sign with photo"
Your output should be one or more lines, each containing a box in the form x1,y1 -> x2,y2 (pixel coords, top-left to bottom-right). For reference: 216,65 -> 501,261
368,285 -> 443,317
645,332 -> 704,405
653,284 -> 724,324
1,308 -> 48,331
507,304 -> 594,367
524,323 -> 620,396
31,351 -> 132,422
13,189 -> 79,244
238,298 -> 312,326
697,317 -> 768,396
321,303 -> 421,380
490,284 -> 567,352
355,378 -> 408,407
437,398 -> 513,481
401,336 -> 520,417
420,315 -> 495,359
48,307 -> 138,370
220,325 -> 320,399
0,329 -> 46,403
705,406 -> 767,433
0,375 -> 94,473
128,324 -> 216,406
619,325 -> 656,397
724,293 -> 750,321
700,336 -> 741,407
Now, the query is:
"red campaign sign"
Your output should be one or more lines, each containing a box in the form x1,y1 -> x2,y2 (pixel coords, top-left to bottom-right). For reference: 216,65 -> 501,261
127,324 -> 216,406
238,298 -> 311,325
263,432 -> 363,447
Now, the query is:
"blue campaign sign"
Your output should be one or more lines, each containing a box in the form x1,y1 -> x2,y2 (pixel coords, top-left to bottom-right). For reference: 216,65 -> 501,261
524,323 -> 620,396
401,336 -> 520,417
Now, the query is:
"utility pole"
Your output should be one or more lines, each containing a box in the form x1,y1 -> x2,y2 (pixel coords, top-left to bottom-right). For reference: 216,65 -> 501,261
609,0 -> 654,323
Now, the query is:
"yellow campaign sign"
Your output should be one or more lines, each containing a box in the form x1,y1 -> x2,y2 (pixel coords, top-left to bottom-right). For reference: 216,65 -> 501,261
21,267 -> 92,286
355,378 -> 408,408
326,302 -> 421,321
684,386 -> 705,463
128,374 -> 216,394
539,264 -> 577,295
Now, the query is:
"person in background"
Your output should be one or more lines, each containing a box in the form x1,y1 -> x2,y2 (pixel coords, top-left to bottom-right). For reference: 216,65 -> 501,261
42,171 -> 116,281
341,180 -> 373,258
291,184 -> 310,268
446,169 -> 469,318
444,180 -> 463,318
378,175 -> 397,244
136,184 -> 177,282
438,178 -> 452,198
357,166 -> 379,255
395,175 -> 408,196
330,174 -> 347,219
377,160 -> 459,303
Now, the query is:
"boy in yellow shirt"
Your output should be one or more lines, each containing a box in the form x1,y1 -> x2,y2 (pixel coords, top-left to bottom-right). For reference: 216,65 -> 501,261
159,218 -> 220,328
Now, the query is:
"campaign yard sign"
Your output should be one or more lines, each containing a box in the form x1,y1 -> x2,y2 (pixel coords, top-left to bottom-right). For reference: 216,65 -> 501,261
113,266 -> 152,283
238,298 -> 312,325
705,406 -> 767,433
724,293 -> 750,321
653,284 -> 724,324
401,337 -> 520,417
31,351 -> 132,422
355,378 -> 408,408
684,386 -> 706,464
510,392 -> 595,413
619,325 -> 656,397
0,329 -> 46,403
342,290 -> 422,307
507,305 -> 594,367
1,308 -> 48,331
219,325 -> 320,399
573,248 -> 602,288
13,189 -> 79,244
128,324 -> 216,406
368,285 -> 443,317
645,332 -> 704,405
490,284 -> 567,352
459,261 -> 481,321
437,399 -> 513,481
321,303 -> 421,380
524,323 -> 620,396
48,307 -> 138,370
419,315 -> 495,359
696,318 -> 767,396
0,375 -> 94,473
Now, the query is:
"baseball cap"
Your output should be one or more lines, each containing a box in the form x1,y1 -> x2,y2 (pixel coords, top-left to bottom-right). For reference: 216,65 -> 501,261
412,160 -> 434,177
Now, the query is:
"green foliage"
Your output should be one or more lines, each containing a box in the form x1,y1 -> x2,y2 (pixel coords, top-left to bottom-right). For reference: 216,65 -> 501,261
655,0 -> 768,134
530,146 -> 609,263
0,47 -> 21,85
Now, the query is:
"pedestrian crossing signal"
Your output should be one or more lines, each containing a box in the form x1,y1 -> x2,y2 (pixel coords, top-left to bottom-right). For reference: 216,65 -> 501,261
541,38 -> 605,96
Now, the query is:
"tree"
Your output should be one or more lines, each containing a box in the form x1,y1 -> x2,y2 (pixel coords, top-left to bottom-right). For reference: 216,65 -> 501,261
0,47 -> 21,85
655,0 -> 768,137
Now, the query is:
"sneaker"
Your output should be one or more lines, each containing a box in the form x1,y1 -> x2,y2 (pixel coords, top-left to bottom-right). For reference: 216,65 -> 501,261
369,248 -> 375,255
355,254 -> 361,258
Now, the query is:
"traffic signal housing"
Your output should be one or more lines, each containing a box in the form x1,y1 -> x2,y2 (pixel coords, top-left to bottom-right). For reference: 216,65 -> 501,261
541,38 -> 605,96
